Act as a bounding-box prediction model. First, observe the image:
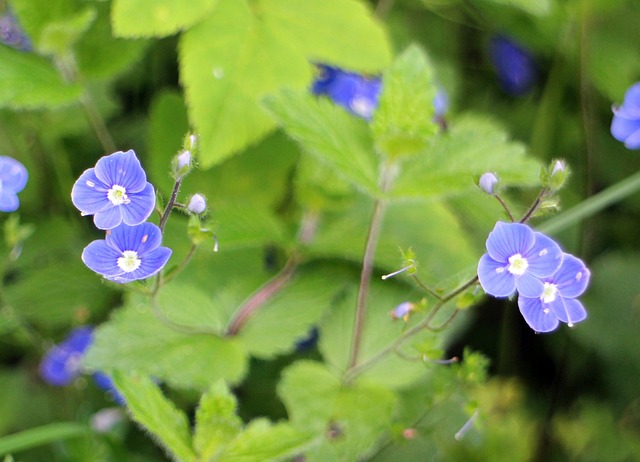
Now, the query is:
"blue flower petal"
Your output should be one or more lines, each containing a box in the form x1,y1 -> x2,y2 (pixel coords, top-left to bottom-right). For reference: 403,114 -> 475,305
106,222 -> 162,255
554,254 -> 590,298
82,240 -> 123,277
515,272 -> 544,298
611,115 -> 640,143
623,82 -> 640,108
477,253 -> 516,297
0,190 -> 20,212
120,182 -> 155,226
485,222 -> 534,263
93,150 -> 148,193
39,327 -> 94,386
548,297 -> 587,326
94,206 -> 125,231
623,127 -> 640,149
517,296 -> 560,333
525,232 -> 563,278
0,156 -> 28,192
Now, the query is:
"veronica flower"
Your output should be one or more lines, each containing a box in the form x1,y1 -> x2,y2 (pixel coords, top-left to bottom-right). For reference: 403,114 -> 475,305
611,82 -> 640,149
517,254 -> 590,332
71,150 -> 155,230
93,372 -> 126,405
489,35 -> 536,96
477,222 -> 563,298
82,222 -> 171,283
39,327 -> 93,386
0,10 -> 32,51
0,156 -> 28,212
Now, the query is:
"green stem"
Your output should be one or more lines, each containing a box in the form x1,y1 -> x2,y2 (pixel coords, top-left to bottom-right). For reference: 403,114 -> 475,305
539,169 -> 640,235
346,163 -> 396,373
159,178 -> 182,233
494,194 -> 515,222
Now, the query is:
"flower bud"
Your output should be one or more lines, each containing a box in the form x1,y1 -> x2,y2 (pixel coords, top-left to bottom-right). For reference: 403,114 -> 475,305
478,172 -> 499,195
187,194 -> 206,214
172,150 -> 191,179
547,159 -> 569,191
184,133 -> 198,154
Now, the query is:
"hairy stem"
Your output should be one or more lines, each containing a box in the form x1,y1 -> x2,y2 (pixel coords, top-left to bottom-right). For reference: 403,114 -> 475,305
158,178 -> 182,233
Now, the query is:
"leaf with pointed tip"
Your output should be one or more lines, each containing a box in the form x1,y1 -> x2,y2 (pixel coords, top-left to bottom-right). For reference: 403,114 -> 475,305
111,371 -> 197,462
179,0 -> 391,168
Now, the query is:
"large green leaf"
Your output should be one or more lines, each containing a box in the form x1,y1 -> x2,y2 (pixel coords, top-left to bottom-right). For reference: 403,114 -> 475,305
112,0 -> 219,38
264,90 -> 379,195
112,371 -> 197,462
84,298 -> 248,389
389,114 -> 541,200
278,361 -> 397,461
179,0 -> 391,168
0,47 -> 81,109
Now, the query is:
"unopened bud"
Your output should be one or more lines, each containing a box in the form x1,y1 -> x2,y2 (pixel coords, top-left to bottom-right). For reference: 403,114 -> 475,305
548,159 -> 569,191
187,194 -> 206,214
478,172 -> 499,195
173,150 -> 191,179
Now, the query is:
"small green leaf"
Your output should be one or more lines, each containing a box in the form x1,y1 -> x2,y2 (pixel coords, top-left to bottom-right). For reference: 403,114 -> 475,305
112,0 -> 220,38
371,45 -> 439,159
111,371 -> 197,462
217,419 -> 314,462
194,381 -> 243,460
390,114 -> 541,200
84,299 -> 248,389
0,48 -> 81,109
39,7 -> 96,56
264,90 -> 379,195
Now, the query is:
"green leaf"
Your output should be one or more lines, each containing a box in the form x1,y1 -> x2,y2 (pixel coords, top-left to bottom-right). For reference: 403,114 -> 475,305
179,0 -> 391,168
371,45 -> 439,159
0,48 -> 81,109
238,266 -> 346,359
0,422 -> 88,457
154,283 -> 228,333
84,299 -> 248,389
389,114 -> 541,200
264,90 -> 379,195
112,0 -> 220,38
111,371 -> 197,462
214,204 -> 288,250
217,419 -> 314,462
478,0 -> 551,16
278,361 -> 397,461
194,381 -> 243,461
39,7 -> 96,56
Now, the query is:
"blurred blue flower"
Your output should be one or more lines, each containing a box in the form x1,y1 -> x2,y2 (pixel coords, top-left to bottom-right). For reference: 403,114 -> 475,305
489,35 -> 536,95
518,253 -> 590,332
611,82 -> 640,149
295,326 -> 319,351
93,372 -> 126,405
0,10 -> 31,51
312,64 -> 381,119
0,156 -> 28,212
39,327 -> 93,386
71,150 -> 156,230
433,88 -> 449,118
390,302 -> 414,321
82,222 -> 172,283
477,222 -> 563,298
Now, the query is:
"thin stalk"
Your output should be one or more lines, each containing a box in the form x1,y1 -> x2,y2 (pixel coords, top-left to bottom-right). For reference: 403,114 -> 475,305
519,188 -> 549,223
226,256 -> 299,335
494,194 -> 515,222
158,178 -> 182,232
161,244 -> 197,285
346,164 -> 396,372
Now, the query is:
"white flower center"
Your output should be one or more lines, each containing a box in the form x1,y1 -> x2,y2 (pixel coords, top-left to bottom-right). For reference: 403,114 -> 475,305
541,282 -> 557,303
507,253 -> 529,275
117,251 -> 141,273
107,185 -> 130,206
350,96 -> 375,118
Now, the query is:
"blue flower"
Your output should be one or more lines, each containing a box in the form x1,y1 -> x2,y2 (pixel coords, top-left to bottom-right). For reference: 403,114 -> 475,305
71,150 -> 156,230
0,156 -> 28,212
518,253 -> 590,333
390,302 -> 414,321
0,10 -> 32,51
312,64 -> 382,119
611,82 -> 640,149
477,222 -> 563,298
82,222 -> 172,283
489,35 -> 536,95
39,327 -> 94,386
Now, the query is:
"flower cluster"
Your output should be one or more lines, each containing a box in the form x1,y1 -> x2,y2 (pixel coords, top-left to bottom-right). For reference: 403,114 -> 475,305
39,327 -> 124,403
0,156 -> 28,212
611,82 -> 640,149
311,64 -> 448,120
72,150 -> 171,283
477,222 -> 590,333
489,35 -> 536,96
